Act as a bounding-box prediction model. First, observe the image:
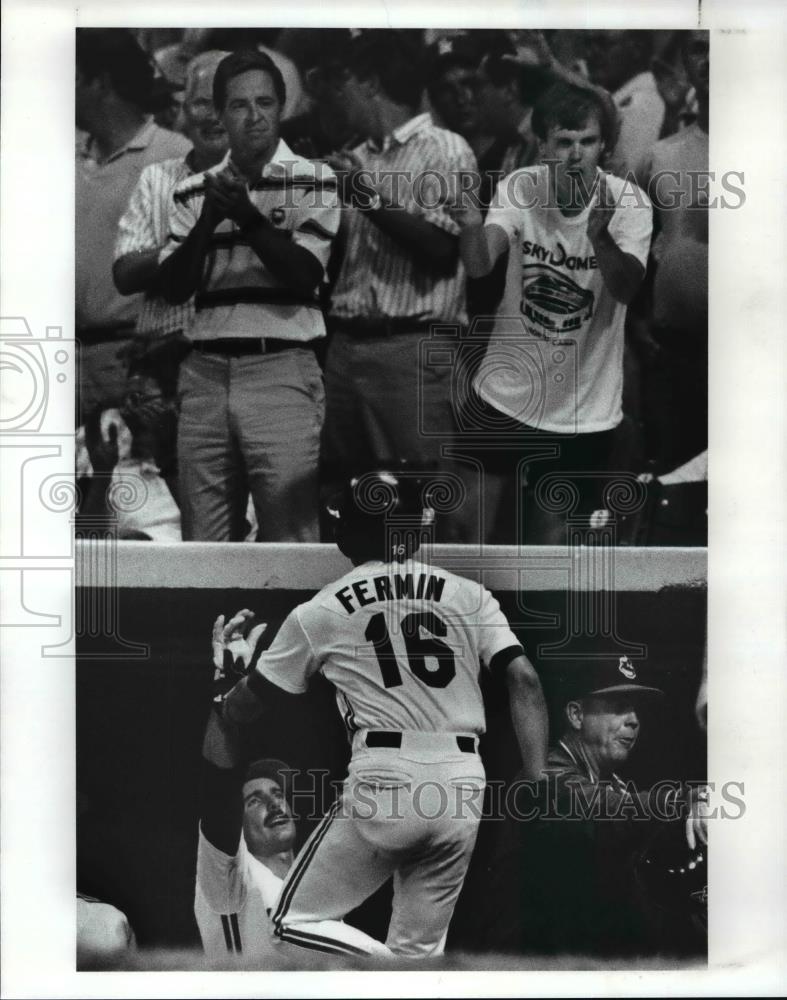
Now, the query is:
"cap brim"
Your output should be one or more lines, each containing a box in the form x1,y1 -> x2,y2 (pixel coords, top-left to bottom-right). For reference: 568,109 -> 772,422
585,683 -> 665,698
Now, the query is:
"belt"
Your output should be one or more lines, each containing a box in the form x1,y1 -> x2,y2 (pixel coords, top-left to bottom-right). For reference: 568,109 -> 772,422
194,288 -> 319,312
335,317 -> 439,339
76,322 -> 136,346
365,731 -> 476,754
190,338 -> 308,356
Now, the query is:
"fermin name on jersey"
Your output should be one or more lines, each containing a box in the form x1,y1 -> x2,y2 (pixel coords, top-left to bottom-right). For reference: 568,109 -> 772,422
335,572 -> 446,615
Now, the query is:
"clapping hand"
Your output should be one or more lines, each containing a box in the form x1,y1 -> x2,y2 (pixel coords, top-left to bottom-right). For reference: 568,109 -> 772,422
447,174 -> 484,230
204,164 -> 259,228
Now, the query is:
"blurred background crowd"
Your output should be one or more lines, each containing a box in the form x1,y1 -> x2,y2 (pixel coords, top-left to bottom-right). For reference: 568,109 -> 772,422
75,27 -> 709,546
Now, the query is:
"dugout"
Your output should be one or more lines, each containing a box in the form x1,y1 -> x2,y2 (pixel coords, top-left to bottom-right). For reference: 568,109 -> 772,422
76,542 -> 706,952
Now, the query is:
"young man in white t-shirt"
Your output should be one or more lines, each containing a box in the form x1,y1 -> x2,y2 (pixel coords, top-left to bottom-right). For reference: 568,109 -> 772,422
454,82 -> 653,544
218,470 -> 548,958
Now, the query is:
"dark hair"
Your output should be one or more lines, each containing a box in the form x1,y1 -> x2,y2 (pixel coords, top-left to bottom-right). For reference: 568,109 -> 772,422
426,51 -> 479,102
300,28 -> 355,76
242,758 -> 293,799
531,81 -> 616,149
76,28 -> 165,111
212,50 -> 286,112
481,37 -> 520,89
203,28 -> 281,51
349,30 -> 426,110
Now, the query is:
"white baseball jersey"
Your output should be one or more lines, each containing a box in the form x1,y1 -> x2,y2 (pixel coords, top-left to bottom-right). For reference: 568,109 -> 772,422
194,825 -> 283,964
475,165 -> 652,434
255,559 -> 522,735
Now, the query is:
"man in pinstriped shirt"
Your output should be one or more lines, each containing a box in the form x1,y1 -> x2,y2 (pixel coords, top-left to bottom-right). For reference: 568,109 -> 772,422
113,50 -> 230,341
321,32 -> 478,537
76,29 -> 191,422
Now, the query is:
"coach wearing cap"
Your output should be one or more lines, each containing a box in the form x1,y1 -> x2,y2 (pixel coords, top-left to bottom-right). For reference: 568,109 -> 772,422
548,655 -> 664,787
467,655 -> 708,958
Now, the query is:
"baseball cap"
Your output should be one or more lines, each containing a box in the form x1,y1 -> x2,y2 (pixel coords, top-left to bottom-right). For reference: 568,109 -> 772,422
560,656 -> 665,701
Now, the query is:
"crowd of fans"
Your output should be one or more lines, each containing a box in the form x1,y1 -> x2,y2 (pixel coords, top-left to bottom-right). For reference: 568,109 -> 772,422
75,27 -> 709,545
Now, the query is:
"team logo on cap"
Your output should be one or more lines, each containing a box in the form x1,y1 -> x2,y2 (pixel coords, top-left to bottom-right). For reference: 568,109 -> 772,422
618,655 -> 636,680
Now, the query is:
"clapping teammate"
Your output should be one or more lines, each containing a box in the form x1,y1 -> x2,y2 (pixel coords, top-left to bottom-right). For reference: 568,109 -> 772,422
196,610 -> 390,963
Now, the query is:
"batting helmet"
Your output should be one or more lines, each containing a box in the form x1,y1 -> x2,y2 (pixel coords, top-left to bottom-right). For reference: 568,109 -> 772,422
326,469 -> 436,564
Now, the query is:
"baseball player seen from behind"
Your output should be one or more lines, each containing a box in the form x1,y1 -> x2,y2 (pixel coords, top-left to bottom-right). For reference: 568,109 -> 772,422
196,613 -> 392,964
220,469 -> 549,958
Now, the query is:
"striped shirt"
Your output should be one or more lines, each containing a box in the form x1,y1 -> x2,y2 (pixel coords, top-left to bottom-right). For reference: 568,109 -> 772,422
76,118 -> 192,330
115,156 -> 195,337
330,113 -> 477,325
160,141 -> 340,342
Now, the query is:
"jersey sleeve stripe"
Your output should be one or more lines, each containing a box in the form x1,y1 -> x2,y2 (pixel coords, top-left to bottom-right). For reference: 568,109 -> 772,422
220,914 -> 234,952
339,691 -> 358,737
488,644 -> 525,678
229,912 -> 243,953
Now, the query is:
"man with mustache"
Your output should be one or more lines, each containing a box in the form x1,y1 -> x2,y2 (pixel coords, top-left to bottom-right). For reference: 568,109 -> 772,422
194,743 -> 300,963
195,611 -> 391,964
